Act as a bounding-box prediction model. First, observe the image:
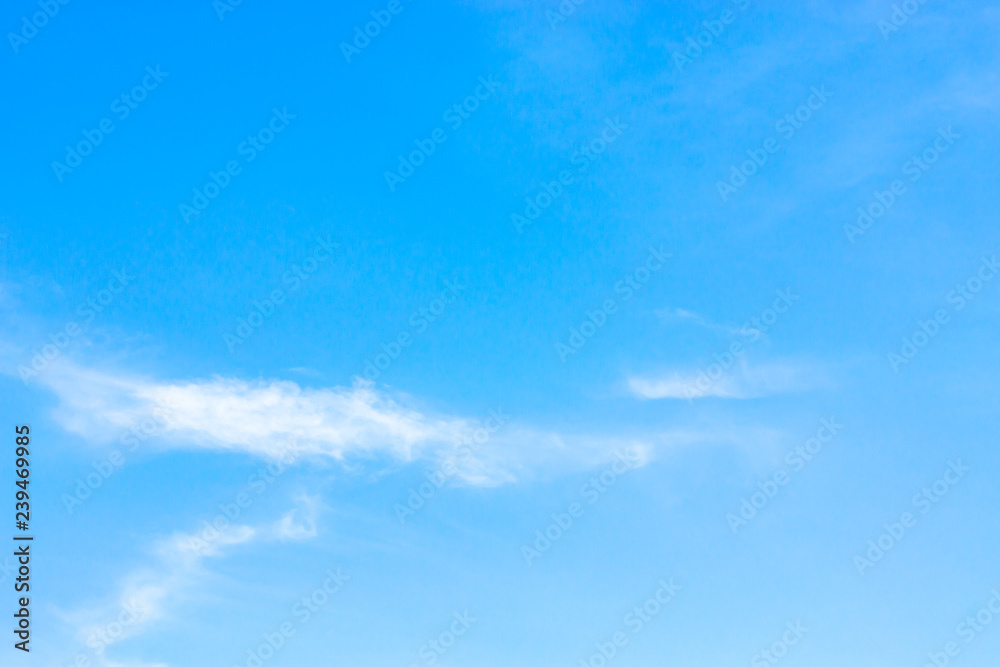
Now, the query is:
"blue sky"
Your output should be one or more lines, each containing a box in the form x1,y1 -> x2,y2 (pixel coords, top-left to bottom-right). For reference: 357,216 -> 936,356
2,0 -> 1000,665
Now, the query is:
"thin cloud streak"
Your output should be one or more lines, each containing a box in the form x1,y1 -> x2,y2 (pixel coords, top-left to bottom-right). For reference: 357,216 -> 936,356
629,360 -> 823,400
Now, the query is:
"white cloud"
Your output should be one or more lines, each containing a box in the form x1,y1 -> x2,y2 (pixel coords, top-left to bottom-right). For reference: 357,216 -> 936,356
27,359 -> 670,486
629,359 -> 822,400
38,360 -> 467,463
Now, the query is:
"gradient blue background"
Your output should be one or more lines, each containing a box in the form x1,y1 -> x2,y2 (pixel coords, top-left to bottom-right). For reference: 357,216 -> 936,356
1,0 -> 999,665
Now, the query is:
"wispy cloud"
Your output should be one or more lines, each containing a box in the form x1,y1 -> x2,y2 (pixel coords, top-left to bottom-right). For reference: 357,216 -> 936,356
655,307 -> 741,335
628,360 -> 823,400
24,359 -> 672,486
59,497 -> 319,664
269,494 -> 320,541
